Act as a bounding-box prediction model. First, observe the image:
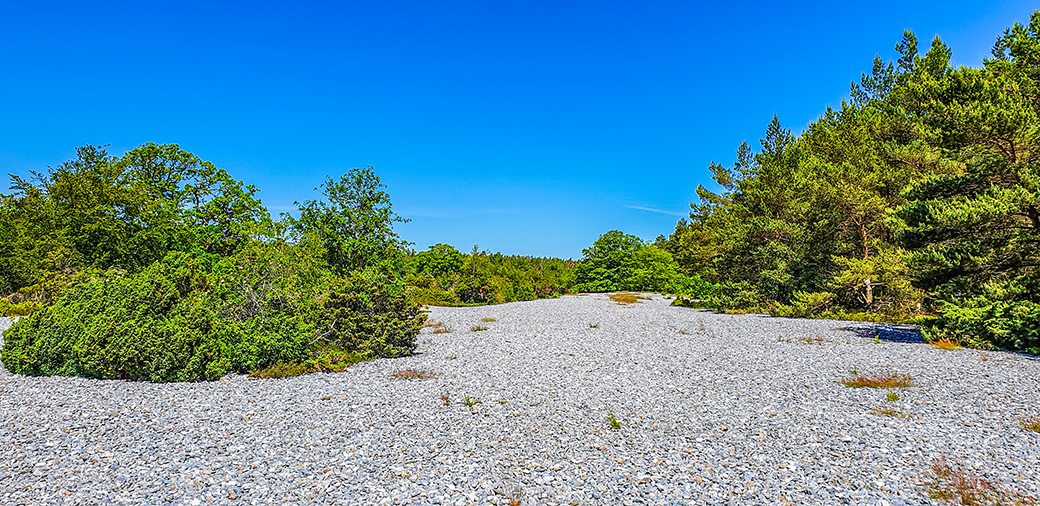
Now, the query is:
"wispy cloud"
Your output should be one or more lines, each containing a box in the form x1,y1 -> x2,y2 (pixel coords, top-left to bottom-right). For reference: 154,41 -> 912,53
626,205 -> 687,217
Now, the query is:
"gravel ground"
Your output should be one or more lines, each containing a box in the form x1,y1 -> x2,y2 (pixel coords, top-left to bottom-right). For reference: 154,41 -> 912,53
1,294 -> 1038,505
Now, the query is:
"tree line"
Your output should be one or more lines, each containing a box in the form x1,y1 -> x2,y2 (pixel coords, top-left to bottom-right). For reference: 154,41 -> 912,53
660,12 -> 1040,354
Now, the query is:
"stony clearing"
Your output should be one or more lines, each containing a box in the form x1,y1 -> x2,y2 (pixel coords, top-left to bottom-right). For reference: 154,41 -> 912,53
1,294 -> 1038,505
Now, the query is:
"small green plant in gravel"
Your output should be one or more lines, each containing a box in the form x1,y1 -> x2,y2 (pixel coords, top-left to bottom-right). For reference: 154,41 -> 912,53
886,391 -> 900,402
470,325 -> 488,331
480,317 -> 497,322
588,323 -> 599,328
462,394 -> 481,407
607,410 -> 622,429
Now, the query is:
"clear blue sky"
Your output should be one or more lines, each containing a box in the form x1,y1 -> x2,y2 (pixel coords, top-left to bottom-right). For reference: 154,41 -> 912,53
1,1 -> 1035,258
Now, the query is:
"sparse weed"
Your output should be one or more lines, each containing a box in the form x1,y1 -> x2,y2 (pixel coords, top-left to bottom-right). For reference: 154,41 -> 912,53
470,325 -> 488,332
779,335 -> 824,345
447,355 -> 457,360
607,410 -> 622,429
424,320 -> 452,334
462,394 -> 481,407
501,484 -> 522,506
931,339 -> 961,351
588,323 -> 599,328
871,406 -> 909,419
886,391 -> 900,402
843,372 -> 914,389
924,456 -> 1038,505
1021,416 -> 1040,433
480,317 -> 497,322
391,368 -> 437,380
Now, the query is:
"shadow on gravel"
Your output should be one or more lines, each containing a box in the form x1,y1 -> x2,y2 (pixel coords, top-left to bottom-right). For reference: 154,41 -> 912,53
837,323 -> 924,344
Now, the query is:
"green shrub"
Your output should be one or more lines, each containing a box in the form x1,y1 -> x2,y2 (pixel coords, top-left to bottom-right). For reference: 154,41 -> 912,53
923,298 -> 1040,354
2,254 -> 240,381
1,246 -> 324,382
320,266 -> 425,358
406,286 -> 460,306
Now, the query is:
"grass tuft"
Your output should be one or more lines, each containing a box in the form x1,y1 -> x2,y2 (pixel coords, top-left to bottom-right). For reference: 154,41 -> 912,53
871,406 -> 909,419
423,320 -> 452,334
931,339 -> 961,351
842,372 -> 914,389
609,292 -> 641,305
1021,416 -> 1040,433
391,368 -> 437,380
480,317 -> 497,322
607,410 -> 622,429
925,456 -> 1038,505
470,325 -> 488,332
779,335 -> 824,345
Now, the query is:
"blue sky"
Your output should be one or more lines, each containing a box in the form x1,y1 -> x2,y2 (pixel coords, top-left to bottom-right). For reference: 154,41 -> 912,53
1,1 -> 1035,258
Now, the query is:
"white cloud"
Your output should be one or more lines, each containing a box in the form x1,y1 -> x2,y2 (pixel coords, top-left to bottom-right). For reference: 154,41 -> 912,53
625,205 -> 687,217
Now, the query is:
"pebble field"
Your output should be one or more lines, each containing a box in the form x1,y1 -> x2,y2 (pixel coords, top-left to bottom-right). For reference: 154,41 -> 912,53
1,294 -> 1038,505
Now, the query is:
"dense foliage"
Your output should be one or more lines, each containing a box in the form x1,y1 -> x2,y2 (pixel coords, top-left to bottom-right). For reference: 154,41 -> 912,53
405,244 -> 576,305
1,148 -> 426,381
574,230 -> 700,294
664,12 -> 1040,352
289,167 -> 410,275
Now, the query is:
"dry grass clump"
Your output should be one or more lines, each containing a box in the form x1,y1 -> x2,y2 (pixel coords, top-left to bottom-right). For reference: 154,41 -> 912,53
609,292 -> 645,305
1021,415 -> 1040,433
842,372 -> 914,389
925,456 -> 1038,505
779,335 -> 824,345
931,339 -> 961,350
423,320 -> 452,334
391,368 -> 437,380
871,406 -> 909,419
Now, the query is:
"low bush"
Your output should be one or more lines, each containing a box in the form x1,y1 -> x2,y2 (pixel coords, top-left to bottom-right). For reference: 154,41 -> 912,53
319,267 -> 425,358
923,299 -> 1040,355
1,250 -> 424,382
1,252 -> 315,381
